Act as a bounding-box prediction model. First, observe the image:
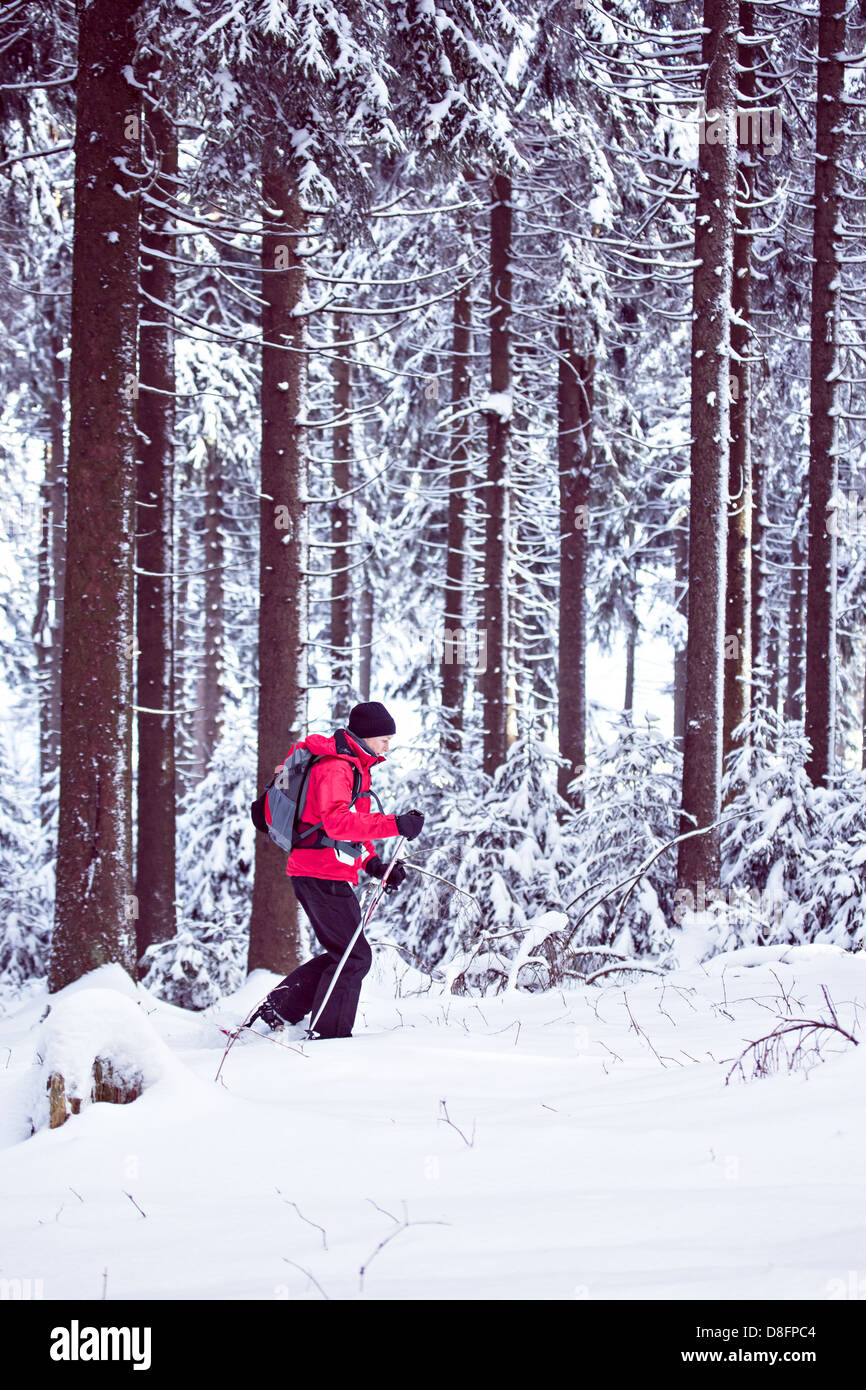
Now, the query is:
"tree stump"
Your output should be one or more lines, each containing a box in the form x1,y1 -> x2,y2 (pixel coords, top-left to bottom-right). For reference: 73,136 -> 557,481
47,1057 -> 143,1129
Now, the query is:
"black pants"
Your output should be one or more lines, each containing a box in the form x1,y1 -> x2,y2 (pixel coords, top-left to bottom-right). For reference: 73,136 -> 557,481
266,877 -> 371,1038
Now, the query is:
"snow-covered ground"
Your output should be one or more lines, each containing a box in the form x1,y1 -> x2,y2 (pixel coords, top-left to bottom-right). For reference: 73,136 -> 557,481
1,945 -> 865,1302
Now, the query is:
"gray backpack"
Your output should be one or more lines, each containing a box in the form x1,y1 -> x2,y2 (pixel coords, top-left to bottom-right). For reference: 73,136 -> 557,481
251,746 -> 381,858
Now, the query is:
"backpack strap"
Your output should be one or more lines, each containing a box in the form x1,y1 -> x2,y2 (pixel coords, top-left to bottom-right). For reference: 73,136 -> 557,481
295,757 -> 366,854
294,754 -> 322,829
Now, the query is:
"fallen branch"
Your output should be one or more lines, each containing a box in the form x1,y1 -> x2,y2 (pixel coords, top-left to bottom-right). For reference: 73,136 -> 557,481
724,991 -> 858,1085
358,1200 -> 449,1294
124,1190 -> 147,1219
275,1189 -> 327,1250
580,961 -> 664,984
566,946 -> 634,959
623,990 -> 669,1069
438,1098 -> 476,1147
282,1257 -> 330,1300
429,814 -> 764,998
562,806 -> 767,945
368,937 -> 444,980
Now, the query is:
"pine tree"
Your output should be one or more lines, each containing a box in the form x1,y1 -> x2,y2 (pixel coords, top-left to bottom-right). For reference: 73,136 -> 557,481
677,0 -> 739,906
49,0 -> 143,992
480,169 -> 513,776
804,0 -> 846,788
722,2 -> 756,775
249,140 -> 309,975
135,44 -> 178,958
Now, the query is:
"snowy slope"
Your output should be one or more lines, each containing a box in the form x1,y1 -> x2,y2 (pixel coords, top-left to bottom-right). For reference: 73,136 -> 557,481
1,948 -> 864,1301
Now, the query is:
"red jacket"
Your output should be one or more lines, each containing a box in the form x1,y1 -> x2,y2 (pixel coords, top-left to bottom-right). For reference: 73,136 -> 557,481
281,729 -> 399,884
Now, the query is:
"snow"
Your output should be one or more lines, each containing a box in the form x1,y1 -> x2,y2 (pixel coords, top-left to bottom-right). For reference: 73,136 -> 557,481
211,65 -> 241,113
2,948 -> 865,1299
587,193 -> 611,229
667,907 -> 726,970
480,391 -> 513,421
120,65 -> 146,91
505,910 -> 567,992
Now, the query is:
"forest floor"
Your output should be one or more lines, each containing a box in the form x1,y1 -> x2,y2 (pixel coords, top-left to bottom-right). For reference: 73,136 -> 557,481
0,944 -> 865,1301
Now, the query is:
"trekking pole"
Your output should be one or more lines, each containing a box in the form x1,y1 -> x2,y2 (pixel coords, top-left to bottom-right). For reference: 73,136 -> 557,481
306,835 -> 407,1039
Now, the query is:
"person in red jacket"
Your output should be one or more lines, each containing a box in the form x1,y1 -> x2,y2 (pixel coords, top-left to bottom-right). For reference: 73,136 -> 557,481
252,701 -> 424,1039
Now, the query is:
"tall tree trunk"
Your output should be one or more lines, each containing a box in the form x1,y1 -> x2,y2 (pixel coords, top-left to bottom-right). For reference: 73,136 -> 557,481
677,0 -> 738,904
135,53 -> 178,960
35,331 -> 68,825
48,328 -> 67,796
508,340 -> 535,748
804,0 -> 845,788
358,584 -> 373,703
331,312 -> 353,714
673,511 -> 688,746
481,172 -> 511,778
508,563 -> 526,745
34,443 -> 53,821
248,149 -> 307,976
624,577 -> 638,718
557,308 -> 594,807
199,430 -> 224,763
767,617 -> 781,715
49,0 -> 141,992
785,521 -> 806,721
722,2 -> 755,777
173,461 -> 201,797
173,493 -> 192,798
750,445 -> 768,704
442,231 -> 472,752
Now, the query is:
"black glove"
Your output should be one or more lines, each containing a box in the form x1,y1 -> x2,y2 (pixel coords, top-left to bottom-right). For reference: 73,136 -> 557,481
395,809 -> 424,841
250,791 -> 268,834
365,856 -> 407,892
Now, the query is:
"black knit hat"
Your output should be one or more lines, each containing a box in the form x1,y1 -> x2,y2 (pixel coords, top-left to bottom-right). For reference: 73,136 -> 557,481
347,701 -> 396,739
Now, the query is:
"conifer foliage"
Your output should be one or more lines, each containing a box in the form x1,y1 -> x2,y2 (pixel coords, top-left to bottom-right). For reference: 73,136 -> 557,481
2,0 -> 866,1002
